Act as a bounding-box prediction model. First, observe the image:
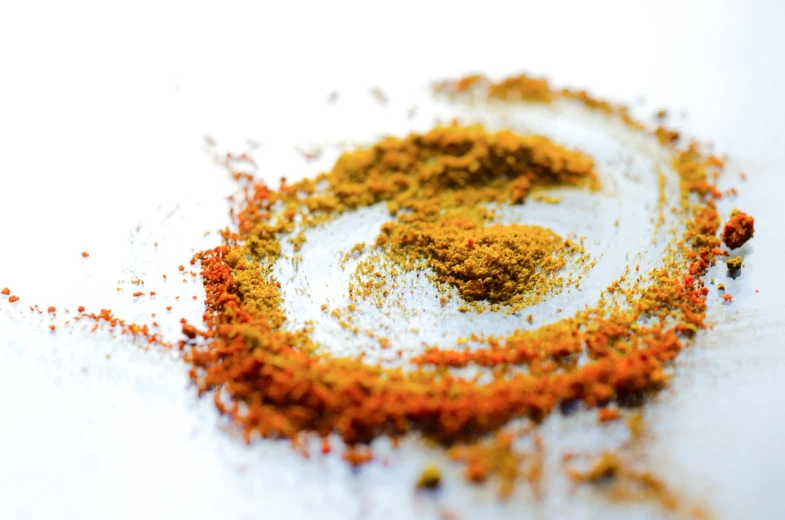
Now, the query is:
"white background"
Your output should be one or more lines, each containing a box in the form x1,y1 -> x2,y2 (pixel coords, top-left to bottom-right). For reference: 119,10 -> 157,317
1,1 -> 785,519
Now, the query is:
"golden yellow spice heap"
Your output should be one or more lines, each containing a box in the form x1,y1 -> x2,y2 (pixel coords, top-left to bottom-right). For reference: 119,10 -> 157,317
182,73 -> 756,513
300,124 -> 598,310
385,219 -> 573,306
309,124 -> 596,214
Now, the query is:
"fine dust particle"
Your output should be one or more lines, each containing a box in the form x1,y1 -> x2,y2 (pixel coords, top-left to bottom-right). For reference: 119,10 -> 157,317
371,86 -> 388,104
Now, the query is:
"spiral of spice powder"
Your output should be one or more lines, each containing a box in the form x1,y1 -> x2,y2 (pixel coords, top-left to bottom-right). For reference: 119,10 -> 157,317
174,73 -> 755,511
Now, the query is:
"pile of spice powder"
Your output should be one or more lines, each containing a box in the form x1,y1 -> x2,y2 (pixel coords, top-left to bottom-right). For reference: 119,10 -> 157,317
177,73 -> 754,504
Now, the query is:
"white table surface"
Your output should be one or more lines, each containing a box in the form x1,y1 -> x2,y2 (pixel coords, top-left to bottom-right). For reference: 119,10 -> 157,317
1,1 -> 785,519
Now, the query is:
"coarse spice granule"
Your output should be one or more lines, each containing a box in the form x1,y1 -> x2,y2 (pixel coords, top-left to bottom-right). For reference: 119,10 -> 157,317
721,209 -> 755,250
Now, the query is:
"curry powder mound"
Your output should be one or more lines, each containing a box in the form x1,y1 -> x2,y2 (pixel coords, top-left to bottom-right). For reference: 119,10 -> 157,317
385,220 -> 570,305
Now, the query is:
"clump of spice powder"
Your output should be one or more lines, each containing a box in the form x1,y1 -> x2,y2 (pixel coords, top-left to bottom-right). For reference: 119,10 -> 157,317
722,209 -> 755,250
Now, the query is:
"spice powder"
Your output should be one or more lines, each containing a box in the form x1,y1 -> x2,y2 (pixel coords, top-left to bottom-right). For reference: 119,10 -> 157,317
172,73 -> 756,510
3,72 -> 749,513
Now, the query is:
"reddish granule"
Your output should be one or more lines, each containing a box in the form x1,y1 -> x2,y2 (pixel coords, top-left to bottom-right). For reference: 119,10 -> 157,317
722,293 -> 733,302
8,295 -> 19,303
132,292 -> 145,298
76,308 -> 167,347
342,447 -> 373,467
722,210 -> 755,249
598,408 -> 622,422
77,306 -> 85,313
47,306 -> 56,314
181,323 -> 198,339
1,287 -> 9,296
81,252 -> 90,258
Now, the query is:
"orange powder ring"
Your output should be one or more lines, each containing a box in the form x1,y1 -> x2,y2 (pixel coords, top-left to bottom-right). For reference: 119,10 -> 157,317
184,75 -> 752,459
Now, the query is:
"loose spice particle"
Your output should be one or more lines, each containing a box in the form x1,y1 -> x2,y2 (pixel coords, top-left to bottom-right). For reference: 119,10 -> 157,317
569,453 -> 621,482
8,295 -> 19,303
74,308 -> 167,348
726,256 -> 742,271
626,413 -> 644,439
77,306 -> 85,313
370,86 -> 388,104
182,323 -> 198,339
342,447 -> 373,467
722,293 -> 733,302
722,210 -> 754,249
297,147 -> 322,162
47,306 -> 56,314
568,452 -> 692,514
416,464 -> 442,490
1,287 -> 10,295
440,509 -> 458,520
81,252 -> 90,258
178,265 -> 185,272
598,408 -> 622,422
